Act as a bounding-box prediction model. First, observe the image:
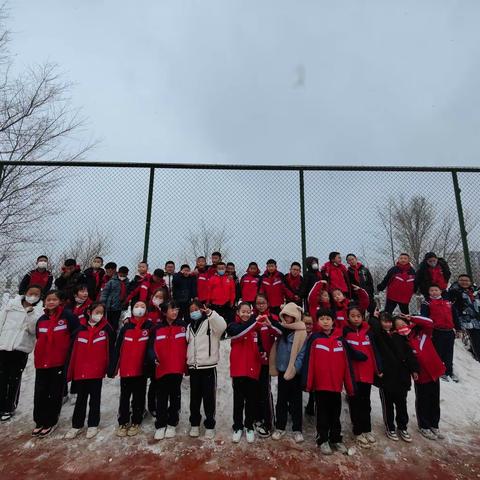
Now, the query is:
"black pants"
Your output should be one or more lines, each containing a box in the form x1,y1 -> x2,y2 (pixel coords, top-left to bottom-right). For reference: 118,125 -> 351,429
155,373 -> 182,429
256,364 -> 274,430
189,368 -> 217,429
33,367 -> 65,428
118,376 -> 147,426
107,310 -> 122,334
415,380 -> 440,429
385,299 -> 409,315
275,372 -> 303,432
211,304 -> 233,324
178,303 -> 190,324
348,382 -> 372,435
379,388 -> 409,432
72,378 -> 102,428
0,350 -> 28,413
232,377 -> 258,431
467,329 -> 480,361
147,376 -> 156,414
315,391 -> 342,444
305,392 -> 315,415
432,329 -> 455,376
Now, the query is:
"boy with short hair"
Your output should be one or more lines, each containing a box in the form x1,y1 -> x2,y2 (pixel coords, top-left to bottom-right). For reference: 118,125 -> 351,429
259,259 -> 293,316
18,255 -> 53,298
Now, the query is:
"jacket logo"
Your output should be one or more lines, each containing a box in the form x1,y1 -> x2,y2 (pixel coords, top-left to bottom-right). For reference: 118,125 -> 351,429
337,341 -> 342,347
142,330 -> 148,336
181,327 -> 186,333
58,320 -> 65,326
99,330 -> 105,336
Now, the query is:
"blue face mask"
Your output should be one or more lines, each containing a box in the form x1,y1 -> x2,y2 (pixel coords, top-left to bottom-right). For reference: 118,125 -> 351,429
217,270 -> 225,276
190,310 -> 203,321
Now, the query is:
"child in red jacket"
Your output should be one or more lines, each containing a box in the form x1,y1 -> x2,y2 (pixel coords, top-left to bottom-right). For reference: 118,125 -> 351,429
226,302 -> 264,444
71,284 -> 92,325
308,281 -> 330,319
331,286 -> 369,329
32,290 -> 79,438
148,300 -> 187,440
239,262 -> 261,303
301,308 -> 354,455
343,305 -> 380,448
65,302 -> 114,440
259,259 -> 293,315
110,300 -> 152,438
320,252 -> 351,297
207,262 -> 236,323
394,314 -> 446,440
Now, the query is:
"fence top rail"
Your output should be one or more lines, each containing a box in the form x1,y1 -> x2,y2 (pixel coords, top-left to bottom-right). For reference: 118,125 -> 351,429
0,160 -> 479,173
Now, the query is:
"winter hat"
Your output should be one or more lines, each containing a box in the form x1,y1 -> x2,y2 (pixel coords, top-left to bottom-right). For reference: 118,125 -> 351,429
279,302 -> 303,323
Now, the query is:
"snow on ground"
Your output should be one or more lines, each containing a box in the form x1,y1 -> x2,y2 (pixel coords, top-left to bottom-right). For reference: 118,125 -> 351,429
1,339 -> 480,479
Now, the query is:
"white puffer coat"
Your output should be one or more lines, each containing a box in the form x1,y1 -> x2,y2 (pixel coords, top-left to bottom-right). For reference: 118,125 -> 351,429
0,295 -> 43,353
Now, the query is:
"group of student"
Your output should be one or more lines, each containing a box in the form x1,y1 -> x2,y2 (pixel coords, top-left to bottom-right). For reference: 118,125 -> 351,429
0,249 -> 479,454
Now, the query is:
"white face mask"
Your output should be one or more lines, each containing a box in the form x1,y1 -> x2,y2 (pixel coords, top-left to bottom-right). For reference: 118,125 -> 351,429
90,313 -> 103,323
311,263 -> 319,270
133,307 -> 146,317
25,295 -> 40,304
75,296 -> 86,304
37,261 -> 48,269
152,297 -> 163,307
118,276 -> 127,281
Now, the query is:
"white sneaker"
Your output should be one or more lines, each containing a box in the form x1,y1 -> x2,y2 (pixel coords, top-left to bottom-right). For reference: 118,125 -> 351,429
272,429 -> 286,440
165,425 -> 176,438
154,428 -> 166,440
232,429 -> 243,443
189,426 -> 200,437
204,429 -> 215,439
364,432 -> 376,444
449,373 -> 460,383
65,428 -> 81,439
355,433 -> 370,448
431,428 -> 445,440
86,427 -> 98,439
245,429 -> 255,443
293,431 -> 304,443
69,394 -> 77,406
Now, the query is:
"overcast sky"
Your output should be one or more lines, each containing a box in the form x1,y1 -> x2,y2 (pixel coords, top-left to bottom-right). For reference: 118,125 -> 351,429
10,0 -> 480,167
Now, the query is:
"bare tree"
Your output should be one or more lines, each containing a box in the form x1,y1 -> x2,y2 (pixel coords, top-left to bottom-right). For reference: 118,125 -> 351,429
0,8 -> 93,271
184,221 -> 230,262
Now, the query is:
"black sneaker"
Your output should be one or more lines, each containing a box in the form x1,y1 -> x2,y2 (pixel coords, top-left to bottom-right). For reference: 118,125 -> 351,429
254,422 -> 271,438
0,412 -> 13,422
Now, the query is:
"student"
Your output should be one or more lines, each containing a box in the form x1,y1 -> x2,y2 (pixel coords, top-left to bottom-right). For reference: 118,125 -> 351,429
109,301 -> 152,437
320,252 -> 351,297
99,262 -> 117,297
253,293 -> 282,437
302,315 -> 315,416
32,290 -> 79,437
343,305 -> 379,448
301,309 -> 354,455
164,261 -> 176,297
195,256 -> 210,304
207,252 -> 222,277
346,254 -> 375,314
65,303 -> 114,439
300,256 -> 322,308
146,287 -> 168,416
368,311 -> 418,442
71,284 -> 92,325
226,262 -> 241,302
149,301 -> 187,440
393,314 -> 446,440
207,262 -> 236,323
100,266 -> 130,334
285,262 -> 303,307
421,284 -> 460,382
307,281 -> 330,319
54,259 -> 86,300
377,253 -> 416,314
415,252 -> 451,298
331,286 -> 369,329
448,274 -> 480,361
0,285 -> 43,421
186,300 -> 227,439
270,302 -> 307,443
125,262 -> 151,309
83,257 -> 105,301
172,265 -> 197,322
143,269 -> 166,304
259,259 -> 293,316
18,256 -> 53,298
239,262 -> 261,303
226,302 -> 263,444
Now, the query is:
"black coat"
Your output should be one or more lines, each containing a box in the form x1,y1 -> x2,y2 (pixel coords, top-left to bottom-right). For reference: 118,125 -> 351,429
172,273 -> 197,305
83,267 -> 106,300
415,257 -> 451,297
368,316 -> 419,393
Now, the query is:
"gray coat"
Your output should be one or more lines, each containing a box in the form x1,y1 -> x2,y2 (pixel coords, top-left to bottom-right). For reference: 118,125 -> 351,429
100,275 -> 130,311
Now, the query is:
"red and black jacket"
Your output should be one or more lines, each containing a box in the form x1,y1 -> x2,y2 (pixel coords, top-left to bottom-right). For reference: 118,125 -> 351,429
239,271 -> 261,303
252,311 -> 282,365
147,304 -> 165,325
83,267 -> 106,300
285,273 -> 303,305
259,270 -> 293,308
332,288 -> 370,328
207,273 -> 236,306
226,316 -> 263,380
67,318 -> 114,381
72,298 -> 93,326
320,261 -> 351,297
109,316 -> 153,377
34,307 -> 80,369
125,273 -> 152,306
377,263 -> 416,304
148,319 -> 187,379
420,297 -> 460,331
19,269 -> 53,298
196,268 -> 210,303
307,280 -> 330,318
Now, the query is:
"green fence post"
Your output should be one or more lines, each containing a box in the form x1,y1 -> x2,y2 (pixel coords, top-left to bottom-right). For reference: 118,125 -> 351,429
452,170 -> 472,278
299,169 -> 307,272
143,167 -> 155,262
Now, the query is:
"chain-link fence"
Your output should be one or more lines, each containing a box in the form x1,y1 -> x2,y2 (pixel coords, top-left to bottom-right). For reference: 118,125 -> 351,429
0,161 -> 477,297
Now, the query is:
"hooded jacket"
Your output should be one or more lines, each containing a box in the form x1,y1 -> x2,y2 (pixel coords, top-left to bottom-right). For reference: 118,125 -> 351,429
300,256 -> 322,300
